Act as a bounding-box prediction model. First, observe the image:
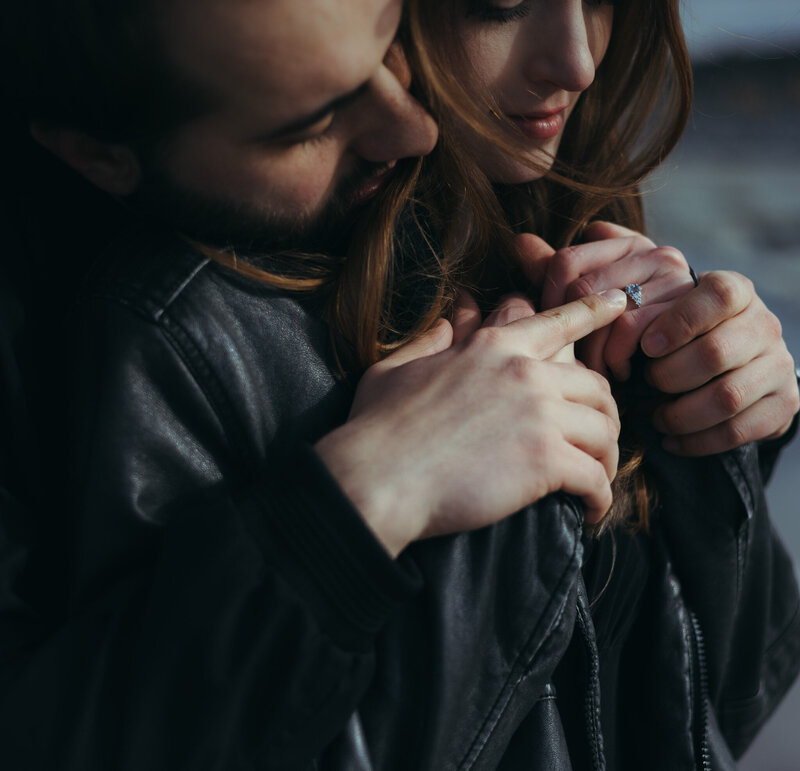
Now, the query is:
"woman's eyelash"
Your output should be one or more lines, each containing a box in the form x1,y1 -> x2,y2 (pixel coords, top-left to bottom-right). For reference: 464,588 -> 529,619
469,0 -> 621,24
468,1 -> 531,24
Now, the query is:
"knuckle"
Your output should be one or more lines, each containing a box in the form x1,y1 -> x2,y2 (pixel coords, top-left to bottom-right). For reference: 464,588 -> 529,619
522,425 -> 558,465
722,418 -> 750,450
566,276 -> 596,302
630,233 -> 656,249
668,304 -> 699,345
763,310 -> 783,341
714,379 -> 747,416
705,271 -> 750,310
551,247 -> 579,282
700,333 -> 734,372
471,325 -> 504,351
653,245 -> 687,270
503,354 -> 537,383
658,407 -> 684,435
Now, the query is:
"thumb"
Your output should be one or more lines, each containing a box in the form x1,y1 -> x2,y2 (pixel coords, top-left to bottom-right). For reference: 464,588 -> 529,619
378,318 -> 454,370
515,232 -> 556,287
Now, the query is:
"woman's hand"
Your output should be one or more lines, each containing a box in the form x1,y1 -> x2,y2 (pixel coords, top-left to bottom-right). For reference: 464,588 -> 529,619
516,223 -> 800,456
315,290 -> 627,557
641,271 -> 800,455
518,222 -> 696,381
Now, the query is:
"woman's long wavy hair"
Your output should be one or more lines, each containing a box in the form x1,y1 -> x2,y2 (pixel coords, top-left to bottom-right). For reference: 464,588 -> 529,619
397,0 -> 693,532
202,0 -> 694,533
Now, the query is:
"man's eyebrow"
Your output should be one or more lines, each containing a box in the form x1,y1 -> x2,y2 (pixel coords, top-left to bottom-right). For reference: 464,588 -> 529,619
267,82 -> 370,140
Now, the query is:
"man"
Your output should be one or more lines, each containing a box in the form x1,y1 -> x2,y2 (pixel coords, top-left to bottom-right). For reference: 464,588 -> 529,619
1,0 -> 798,769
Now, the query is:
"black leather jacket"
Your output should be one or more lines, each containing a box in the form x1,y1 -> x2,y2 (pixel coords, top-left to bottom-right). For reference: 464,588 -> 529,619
1,213 -> 799,770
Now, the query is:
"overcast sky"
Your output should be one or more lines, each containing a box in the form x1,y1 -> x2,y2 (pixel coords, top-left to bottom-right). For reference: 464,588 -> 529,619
682,0 -> 800,56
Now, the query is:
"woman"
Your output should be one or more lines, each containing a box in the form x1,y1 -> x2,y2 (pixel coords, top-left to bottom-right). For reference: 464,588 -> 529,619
402,0 -> 797,456
364,0 -> 800,766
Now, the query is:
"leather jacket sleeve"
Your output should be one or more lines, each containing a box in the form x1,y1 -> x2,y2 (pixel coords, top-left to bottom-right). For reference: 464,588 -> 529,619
0,293 -> 420,771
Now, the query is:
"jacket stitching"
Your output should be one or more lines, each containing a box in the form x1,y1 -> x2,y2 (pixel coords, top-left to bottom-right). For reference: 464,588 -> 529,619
457,502 -> 583,770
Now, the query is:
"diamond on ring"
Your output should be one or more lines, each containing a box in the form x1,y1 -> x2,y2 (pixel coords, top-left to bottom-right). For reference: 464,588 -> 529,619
624,283 -> 643,308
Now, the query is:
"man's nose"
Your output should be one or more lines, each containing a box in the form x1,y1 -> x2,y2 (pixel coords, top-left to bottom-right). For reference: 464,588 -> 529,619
522,2 -> 598,94
349,45 -> 438,164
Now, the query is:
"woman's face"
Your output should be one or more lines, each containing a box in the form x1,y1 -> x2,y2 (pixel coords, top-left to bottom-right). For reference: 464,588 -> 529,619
458,0 -> 615,184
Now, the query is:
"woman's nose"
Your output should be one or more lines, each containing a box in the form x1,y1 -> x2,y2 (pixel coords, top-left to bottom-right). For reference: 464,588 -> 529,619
522,2 -> 599,94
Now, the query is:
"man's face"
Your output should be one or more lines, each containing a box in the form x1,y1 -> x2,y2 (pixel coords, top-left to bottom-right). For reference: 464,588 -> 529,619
139,0 -> 438,251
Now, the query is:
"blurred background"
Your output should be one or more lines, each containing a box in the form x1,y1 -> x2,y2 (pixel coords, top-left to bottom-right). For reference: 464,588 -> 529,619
644,2 -> 800,767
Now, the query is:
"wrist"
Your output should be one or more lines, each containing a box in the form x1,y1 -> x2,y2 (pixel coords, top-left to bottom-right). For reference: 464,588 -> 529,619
314,427 -> 423,559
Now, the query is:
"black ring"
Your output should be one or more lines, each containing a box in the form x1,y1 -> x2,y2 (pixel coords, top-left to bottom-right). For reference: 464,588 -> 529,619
688,265 -> 700,287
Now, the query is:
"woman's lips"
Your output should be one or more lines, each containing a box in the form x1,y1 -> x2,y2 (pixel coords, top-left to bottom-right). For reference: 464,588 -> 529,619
507,108 -> 567,141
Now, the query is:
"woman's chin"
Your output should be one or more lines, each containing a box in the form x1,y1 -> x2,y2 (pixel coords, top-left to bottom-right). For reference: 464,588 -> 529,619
485,161 -> 549,186
479,149 -> 556,186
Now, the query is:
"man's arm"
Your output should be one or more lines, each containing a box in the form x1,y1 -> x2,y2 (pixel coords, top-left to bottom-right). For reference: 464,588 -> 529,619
0,300 -> 419,771
0,279 -> 626,768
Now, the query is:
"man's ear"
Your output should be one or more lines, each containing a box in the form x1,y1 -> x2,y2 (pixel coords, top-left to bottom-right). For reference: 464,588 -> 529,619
30,123 -> 142,196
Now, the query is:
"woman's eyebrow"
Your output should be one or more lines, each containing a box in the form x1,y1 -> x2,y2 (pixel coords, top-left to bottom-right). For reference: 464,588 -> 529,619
266,82 -> 371,140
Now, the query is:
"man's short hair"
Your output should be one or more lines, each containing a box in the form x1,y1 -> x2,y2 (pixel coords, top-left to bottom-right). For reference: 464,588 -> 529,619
4,1 -> 210,148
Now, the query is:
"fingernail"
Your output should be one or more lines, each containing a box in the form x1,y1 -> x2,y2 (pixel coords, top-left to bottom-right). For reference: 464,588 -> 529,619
642,332 -> 667,357
599,288 -> 627,308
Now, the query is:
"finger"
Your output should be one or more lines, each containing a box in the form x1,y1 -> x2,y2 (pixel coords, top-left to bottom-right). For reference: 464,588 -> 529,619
575,326 -> 613,377
504,290 -> 628,360
541,361 -> 620,425
646,308 -> 766,394
515,232 -> 556,288
601,301 -> 674,381
660,396 -> 793,457
452,290 -> 482,345
582,220 -> 639,242
554,400 -> 621,483
562,247 -> 692,308
541,236 -> 653,309
484,293 -> 537,328
653,353 -> 798,436
553,446 -> 614,524
378,318 -> 453,370
641,271 -> 753,358
653,358 -> 772,436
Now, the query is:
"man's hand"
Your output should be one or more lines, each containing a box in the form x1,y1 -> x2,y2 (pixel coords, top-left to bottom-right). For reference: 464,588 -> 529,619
518,222 -> 800,456
315,290 -> 627,557
641,271 -> 800,455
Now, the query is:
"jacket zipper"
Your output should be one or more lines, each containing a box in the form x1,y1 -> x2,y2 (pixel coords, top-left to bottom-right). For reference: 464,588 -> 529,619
689,611 -> 712,771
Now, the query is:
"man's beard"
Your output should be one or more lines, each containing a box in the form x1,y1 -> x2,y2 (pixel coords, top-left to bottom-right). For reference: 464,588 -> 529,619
131,157 -> 390,256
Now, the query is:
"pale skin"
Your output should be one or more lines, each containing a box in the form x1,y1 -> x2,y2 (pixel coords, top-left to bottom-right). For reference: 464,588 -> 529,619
316,289 -> 628,557
452,0 -> 799,457
519,223 -> 799,456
